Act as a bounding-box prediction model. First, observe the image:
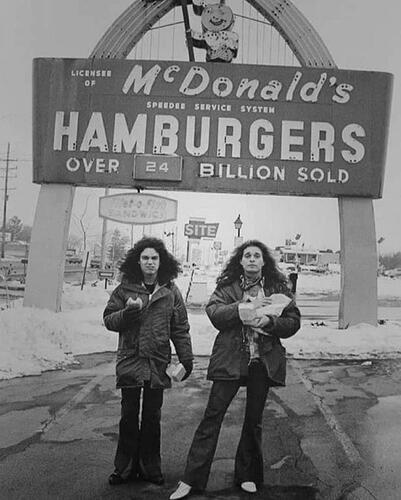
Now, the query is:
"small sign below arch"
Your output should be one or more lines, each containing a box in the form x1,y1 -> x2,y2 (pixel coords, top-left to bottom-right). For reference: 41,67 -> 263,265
98,192 -> 178,225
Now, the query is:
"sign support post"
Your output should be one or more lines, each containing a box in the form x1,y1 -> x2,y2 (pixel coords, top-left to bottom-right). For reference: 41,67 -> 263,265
24,184 -> 75,311
338,198 -> 378,327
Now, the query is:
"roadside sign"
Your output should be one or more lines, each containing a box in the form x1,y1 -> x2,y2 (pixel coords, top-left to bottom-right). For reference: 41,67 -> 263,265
0,232 -> 11,242
98,269 -> 115,279
99,192 -> 178,225
98,269 -> 115,290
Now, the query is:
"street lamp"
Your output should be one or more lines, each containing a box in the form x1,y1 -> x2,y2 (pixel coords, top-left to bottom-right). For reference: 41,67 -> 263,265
234,214 -> 243,237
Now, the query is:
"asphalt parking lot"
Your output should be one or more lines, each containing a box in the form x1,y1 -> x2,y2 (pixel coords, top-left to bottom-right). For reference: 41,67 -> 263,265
1,352 -> 401,499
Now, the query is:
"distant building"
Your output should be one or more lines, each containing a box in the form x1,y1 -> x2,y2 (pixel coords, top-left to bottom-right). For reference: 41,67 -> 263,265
277,245 -> 339,268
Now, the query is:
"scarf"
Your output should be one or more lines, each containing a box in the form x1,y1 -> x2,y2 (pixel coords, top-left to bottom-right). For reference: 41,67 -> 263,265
240,275 -> 266,362
240,274 -> 265,292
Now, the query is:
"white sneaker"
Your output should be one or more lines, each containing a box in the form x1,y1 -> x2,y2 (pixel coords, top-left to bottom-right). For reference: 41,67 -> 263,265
241,481 -> 257,493
169,481 -> 192,500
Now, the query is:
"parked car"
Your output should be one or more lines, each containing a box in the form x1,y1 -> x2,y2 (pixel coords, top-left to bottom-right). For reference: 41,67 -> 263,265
90,257 -> 101,268
180,262 -> 192,276
299,264 -> 326,273
278,263 -> 296,273
66,256 -> 83,265
384,268 -> 401,278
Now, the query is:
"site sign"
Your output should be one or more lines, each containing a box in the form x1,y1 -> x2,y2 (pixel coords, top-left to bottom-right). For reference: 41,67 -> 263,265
33,58 -> 393,198
184,220 -> 219,239
98,193 -> 177,225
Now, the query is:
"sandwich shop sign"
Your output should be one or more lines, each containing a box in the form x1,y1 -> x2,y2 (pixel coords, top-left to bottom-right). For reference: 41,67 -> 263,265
33,58 -> 393,198
99,193 -> 177,225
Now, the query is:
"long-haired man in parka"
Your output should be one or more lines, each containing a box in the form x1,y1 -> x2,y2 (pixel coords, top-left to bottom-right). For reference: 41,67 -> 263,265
170,239 -> 300,499
103,237 -> 193,486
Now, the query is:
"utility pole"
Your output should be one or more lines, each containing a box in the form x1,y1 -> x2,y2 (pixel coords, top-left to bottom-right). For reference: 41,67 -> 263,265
1,143 -> 17,259
100,187 -> 109,268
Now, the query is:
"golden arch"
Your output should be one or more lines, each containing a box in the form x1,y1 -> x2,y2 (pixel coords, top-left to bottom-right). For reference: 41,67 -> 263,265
25,0 -> 378,327
91,0 -> 335,67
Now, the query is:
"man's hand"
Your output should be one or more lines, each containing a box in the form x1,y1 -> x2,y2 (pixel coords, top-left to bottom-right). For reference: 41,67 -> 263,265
252,315 -> 272,329
122,297 -> 143,321
181,360 -> 193,381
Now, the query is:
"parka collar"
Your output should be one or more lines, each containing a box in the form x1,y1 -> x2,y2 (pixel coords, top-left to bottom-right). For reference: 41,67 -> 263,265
121,279 -> 172,296
226,278 -> 274,300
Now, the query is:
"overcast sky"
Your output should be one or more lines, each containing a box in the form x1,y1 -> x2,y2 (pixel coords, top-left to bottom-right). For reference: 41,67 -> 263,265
0,0 -> 400,255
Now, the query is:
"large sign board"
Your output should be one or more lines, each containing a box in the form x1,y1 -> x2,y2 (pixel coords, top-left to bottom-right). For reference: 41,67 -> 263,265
33,58 -> 393,198
99,192 -> 177,224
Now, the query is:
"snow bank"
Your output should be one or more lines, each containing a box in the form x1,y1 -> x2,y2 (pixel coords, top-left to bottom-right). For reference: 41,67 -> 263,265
297,273 -> 401,299
286,320 -> 401,359
0,306 -> 75,379
1,277 -> 401,380
0,284 -> 117,380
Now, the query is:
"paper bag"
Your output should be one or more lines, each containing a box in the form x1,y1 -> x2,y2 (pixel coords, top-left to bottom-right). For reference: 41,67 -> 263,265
239,293 -> 292,324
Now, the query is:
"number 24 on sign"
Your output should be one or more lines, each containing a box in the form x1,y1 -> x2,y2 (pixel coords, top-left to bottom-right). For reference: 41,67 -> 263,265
145,161 -> 169,173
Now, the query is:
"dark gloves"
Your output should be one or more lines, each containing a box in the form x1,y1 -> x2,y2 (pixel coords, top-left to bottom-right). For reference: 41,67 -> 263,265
181,360 -> 193,381
122,306 -> 140,321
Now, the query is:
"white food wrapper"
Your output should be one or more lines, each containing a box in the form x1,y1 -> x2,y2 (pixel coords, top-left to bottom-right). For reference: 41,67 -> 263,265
126,296 -> 142,308
166,363 -> 186,382
239,293 -> 292,324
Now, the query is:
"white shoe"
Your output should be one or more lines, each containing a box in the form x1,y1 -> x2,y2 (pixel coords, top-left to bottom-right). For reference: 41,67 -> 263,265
241,481 -> 257,493
169,481 -> 192,500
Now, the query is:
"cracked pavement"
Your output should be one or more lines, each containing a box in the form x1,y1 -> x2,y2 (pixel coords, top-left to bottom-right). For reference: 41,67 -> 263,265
1,353 -> 400,499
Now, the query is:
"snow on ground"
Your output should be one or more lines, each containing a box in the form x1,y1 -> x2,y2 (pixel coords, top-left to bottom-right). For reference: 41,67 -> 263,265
296,273 -> 401,299
0,274 -> 400,380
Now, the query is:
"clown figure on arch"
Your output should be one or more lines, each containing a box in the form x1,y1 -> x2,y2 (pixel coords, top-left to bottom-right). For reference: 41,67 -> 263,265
191,0 -> 239,63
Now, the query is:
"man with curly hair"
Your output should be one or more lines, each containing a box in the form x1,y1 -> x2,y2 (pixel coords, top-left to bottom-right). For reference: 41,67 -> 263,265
103,237 -> 193,487
170,240 -> 300,499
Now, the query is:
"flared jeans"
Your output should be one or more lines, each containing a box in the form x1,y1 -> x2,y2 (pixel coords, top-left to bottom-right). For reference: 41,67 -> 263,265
183,360 -> 270,490
114,383 -> 164,479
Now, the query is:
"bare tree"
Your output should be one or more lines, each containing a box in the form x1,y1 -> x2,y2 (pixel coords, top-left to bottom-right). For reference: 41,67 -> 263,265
107,228 -> 129,265
6,215 -> 23,241
71,195 -> 95,255
67,233 -> 81,251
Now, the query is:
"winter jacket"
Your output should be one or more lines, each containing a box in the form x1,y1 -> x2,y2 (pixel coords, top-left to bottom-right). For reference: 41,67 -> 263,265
205,280 -> 301,386
103,279 -> 193,389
